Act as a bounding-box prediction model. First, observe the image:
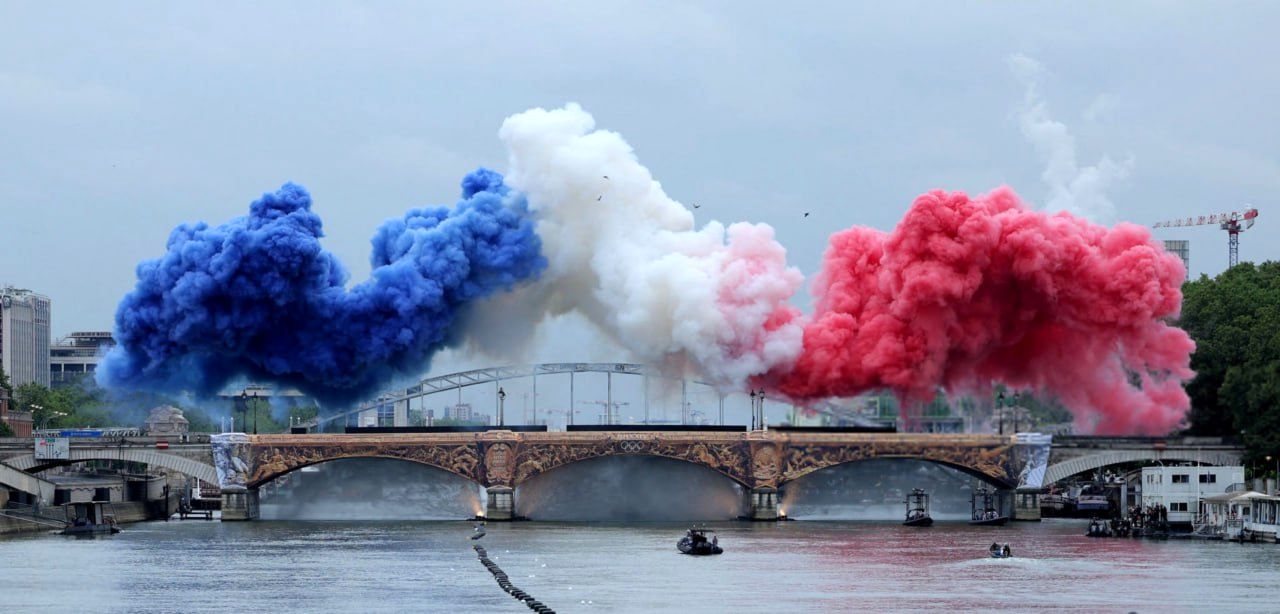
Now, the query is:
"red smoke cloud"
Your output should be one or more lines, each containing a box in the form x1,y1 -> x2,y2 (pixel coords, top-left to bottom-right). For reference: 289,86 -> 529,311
770,187 -> 1194,435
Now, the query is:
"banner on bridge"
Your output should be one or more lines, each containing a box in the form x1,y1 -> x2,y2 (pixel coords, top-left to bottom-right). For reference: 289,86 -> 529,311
34,436 -> 69,460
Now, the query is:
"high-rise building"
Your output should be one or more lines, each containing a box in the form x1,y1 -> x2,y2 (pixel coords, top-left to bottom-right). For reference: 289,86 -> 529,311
1,287 -> 52,388
1163,240 -> 1191,276
50,331 -> 116,388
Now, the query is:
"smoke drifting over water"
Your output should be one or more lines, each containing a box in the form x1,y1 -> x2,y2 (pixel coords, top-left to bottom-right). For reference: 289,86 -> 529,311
258,458 -> 481,520
98,169 -> 544,407
780,459 -> 975,521
515,456 -> 745,521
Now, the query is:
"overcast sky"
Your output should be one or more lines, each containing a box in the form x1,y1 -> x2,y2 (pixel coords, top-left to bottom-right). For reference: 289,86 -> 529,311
2,2 -> 1278,416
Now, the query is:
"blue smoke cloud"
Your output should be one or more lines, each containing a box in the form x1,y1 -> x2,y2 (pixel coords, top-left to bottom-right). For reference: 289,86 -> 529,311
97,168 -> 545,408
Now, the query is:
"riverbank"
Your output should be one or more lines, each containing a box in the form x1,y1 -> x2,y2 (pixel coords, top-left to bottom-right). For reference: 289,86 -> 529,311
1,500 -> 169,537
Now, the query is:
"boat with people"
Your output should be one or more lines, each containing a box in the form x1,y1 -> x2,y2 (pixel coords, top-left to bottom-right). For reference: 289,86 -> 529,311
969,488 -> 1009,526
988,543 -> 1013,558
677,527 -> 723,555
59,501 -> 120,536
903,488 -> 934,527
1086,518 -> 1113,537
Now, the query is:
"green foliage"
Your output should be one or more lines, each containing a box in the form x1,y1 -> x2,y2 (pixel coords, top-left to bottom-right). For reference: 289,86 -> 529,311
1180,261 -> 1280,466
0,362 -> 12,397
16,381 -> 111,429
433,418 -> 490,427
0,421 -> 13,437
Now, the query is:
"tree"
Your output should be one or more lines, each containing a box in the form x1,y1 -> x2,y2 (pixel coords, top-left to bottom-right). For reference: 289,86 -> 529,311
15,381 -> 111,430
1180,261 -> 1280,468
0,362 -> 12,398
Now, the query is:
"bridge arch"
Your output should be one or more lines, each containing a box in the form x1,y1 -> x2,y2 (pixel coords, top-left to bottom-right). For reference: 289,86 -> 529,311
247,452 -> 485,489
511,448 -> 753,489
318,362 -> 722,429
778,455 -> 1016,490
3,449 -> 219,485
1043,449 -> 1243,485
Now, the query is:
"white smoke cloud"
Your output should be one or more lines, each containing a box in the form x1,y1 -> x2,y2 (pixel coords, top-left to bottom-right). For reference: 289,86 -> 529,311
490,104 -> 805,388
1009,53 -> 1132,223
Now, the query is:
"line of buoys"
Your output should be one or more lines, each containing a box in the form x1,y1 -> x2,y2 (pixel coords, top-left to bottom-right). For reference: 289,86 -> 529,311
473,543 -> 556,613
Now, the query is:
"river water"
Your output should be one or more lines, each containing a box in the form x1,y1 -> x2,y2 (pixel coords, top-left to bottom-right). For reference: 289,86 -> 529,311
4,519 -> 1278,613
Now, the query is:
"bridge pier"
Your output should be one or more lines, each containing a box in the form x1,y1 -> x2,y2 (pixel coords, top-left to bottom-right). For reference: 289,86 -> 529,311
746,487 -> 780,521
1013,489 -> 1041,521
221,489 -> 260,521
484,486 -> 515,521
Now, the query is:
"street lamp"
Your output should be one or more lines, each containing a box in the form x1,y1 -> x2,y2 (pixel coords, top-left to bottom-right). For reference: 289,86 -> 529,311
996,391 -> 1005,435
497,387 -> 506,427
1011,392 -> 1021,434
749,390 -> 758,430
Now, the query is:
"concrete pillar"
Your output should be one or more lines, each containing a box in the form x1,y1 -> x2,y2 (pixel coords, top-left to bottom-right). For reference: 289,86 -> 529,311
485,486 -> 515,521
1013,489 -> 1041,521
220,489 -> 260,521
747,487 -> 780,521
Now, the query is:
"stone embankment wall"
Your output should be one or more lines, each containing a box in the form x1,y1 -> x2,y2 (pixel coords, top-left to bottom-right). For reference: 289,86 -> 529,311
1,500 -> 172,536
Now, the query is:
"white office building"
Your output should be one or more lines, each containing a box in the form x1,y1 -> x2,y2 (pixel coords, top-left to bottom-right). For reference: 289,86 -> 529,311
49,331 -> 116,388
1141,465 -> 1244,524
1,286 -> 52,388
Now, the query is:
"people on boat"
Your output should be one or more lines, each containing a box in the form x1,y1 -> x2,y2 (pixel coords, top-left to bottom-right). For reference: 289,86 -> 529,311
1002,545 -> 1011,558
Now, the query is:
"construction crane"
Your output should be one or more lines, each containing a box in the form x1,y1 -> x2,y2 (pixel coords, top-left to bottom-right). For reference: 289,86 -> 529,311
1153,207 -> 1259,268
578,400 -> 630,425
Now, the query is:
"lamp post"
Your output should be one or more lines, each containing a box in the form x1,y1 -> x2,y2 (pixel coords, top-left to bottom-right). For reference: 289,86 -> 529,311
497,387 -> 506,427
1011,392 -> 1020,434
996,391 -> 1006,435
750,391 -> 757,430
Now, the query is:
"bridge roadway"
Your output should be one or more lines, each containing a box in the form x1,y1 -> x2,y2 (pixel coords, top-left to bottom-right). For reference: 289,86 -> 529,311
0,432 -> 1240,522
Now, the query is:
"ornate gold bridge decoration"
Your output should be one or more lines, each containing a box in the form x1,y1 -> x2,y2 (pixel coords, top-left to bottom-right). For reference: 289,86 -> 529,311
237,431 -> 1025,490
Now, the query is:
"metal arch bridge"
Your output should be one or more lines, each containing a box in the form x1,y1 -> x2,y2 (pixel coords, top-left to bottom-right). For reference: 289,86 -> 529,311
314,363 -> 721,427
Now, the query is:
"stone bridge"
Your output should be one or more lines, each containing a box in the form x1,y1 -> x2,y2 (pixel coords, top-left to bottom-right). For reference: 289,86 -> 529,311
0,431 -> 1241,522
208,431 -> 1044,520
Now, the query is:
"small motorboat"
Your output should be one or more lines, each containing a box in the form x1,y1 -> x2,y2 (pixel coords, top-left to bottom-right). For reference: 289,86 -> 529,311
988,543 -> 1013,559
969,488 -> 1009,526
59,501 -> 121,536
677,527 -> 723,556
1085,518 -> 1113,538
903,488 -> 934,527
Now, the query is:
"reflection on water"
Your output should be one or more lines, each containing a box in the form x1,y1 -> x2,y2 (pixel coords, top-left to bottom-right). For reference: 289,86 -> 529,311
6,520 -> 1279,613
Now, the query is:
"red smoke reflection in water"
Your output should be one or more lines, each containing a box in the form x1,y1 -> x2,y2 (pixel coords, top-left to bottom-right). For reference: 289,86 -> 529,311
768,187 -> 1193,435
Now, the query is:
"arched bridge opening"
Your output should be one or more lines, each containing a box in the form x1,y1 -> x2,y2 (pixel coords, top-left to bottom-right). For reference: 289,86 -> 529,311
1044,450 -> 1244,486
3,449 -> 218,486
777,457 -> 1000,521
255,456 -> 483,520
514,454 -> 747,521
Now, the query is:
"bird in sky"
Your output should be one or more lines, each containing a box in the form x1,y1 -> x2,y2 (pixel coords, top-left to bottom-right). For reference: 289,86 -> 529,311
597,196 -> 602,201
603,175 -> 609,179
804,212 -> 810,218
692,203 -> 700,209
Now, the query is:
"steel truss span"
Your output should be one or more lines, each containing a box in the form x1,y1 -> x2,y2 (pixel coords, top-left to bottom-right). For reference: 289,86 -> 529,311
314,363 -> 714,427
